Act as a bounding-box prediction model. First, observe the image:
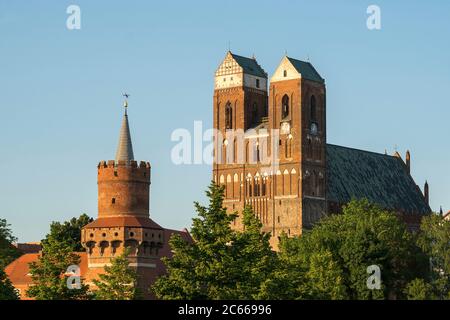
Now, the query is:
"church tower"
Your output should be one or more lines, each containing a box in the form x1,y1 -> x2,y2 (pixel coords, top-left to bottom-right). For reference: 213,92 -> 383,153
81,98 -> 164,296
212,51 -> 271,237
213,52 -> 327,249
213,51 -> 268,135
270,56 -> 327,231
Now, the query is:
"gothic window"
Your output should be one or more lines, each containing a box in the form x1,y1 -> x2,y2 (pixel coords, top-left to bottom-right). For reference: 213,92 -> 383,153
307,138 -> 313,158
310,95 -> 317,121
282,95 -> 289,119
288,138 -> 292,158
225,103 -> 232,129
285,140 -> 288,158
246,141 -> 249,162
234,139 -> 237,164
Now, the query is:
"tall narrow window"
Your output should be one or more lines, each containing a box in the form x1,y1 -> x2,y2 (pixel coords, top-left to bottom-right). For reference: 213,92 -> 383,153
307,138 -> 312,158
310,95 -> 316,121
225,103 -> 232,129
256,143 -> 260,162
284,140 -> 288,158
251,103 -> 258,125
283,70 -> 287,77
256,78 -> 260,88
282,95 -> 289,119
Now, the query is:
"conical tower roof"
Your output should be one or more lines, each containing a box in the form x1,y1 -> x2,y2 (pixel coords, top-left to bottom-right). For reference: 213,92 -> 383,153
115,104 -> 134,161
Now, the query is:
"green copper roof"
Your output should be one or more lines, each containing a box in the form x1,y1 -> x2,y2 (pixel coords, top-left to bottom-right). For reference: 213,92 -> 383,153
287,57 -> 324,83
327,144 -> 430,214
231,52 -> 267,78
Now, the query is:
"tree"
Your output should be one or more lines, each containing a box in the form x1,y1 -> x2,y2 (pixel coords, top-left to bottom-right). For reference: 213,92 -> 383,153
404,278 -> 434,300
262,199 -> 426,300
416,214 -> 450,299
230,206 -> 277,299
93,248 -> 141,300
0,268 -> 18,300
26,237 -> 90,300
152,182 -> 276,299
0,219 -> 21,269
42,214 -> 93,251
259,233 -> 347,300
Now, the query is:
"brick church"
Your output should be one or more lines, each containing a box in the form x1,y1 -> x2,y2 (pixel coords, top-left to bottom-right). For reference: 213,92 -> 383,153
212,51 -> 431,248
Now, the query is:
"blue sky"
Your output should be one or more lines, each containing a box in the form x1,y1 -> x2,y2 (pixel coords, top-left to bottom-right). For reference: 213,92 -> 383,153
0,1 -> 449,242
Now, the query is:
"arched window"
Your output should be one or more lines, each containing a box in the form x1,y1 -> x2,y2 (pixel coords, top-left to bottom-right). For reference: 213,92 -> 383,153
282,95 -> 289,119
310,95 -> 316,121
283,70 -> 287,77
225,103 -> 232,129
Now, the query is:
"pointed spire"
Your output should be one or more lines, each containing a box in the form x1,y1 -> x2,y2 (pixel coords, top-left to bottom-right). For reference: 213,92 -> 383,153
424,180 -> 429,205
405,150 -> 411,174
115,97 -> 134,162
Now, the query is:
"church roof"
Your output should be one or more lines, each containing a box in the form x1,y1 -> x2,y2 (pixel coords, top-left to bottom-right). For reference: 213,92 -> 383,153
115,112 -> 134,161
286,57 -> 324,83
326,144 -> 430,214
230,52 -> 267,78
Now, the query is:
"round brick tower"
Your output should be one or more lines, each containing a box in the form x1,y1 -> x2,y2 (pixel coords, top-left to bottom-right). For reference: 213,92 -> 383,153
81,99 -> 164,297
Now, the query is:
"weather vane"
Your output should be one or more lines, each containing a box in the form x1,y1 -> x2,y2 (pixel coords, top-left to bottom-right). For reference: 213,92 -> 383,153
122,92 -> 130,114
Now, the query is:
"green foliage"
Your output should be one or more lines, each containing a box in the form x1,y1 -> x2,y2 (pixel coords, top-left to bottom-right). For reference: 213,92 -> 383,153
0,268 -> 19,300
404,278 -> 434,300
262,199 -> 425,300
152,182 -> 276,300
26,237 -> 90,300
93,248 -> 141,300
0,219 -> 21,269
416,214 -> 450,299
42,214 -> 93,252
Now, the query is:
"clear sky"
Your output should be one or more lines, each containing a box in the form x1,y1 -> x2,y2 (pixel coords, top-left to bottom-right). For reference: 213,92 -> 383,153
1,1 -> 449,242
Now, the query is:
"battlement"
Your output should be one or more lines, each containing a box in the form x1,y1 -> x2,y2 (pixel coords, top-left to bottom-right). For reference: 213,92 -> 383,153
98,160 -> 150,169
98,160 -> 151,183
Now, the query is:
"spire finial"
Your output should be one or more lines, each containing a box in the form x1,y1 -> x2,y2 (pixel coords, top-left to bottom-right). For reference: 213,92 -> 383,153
122,92 -> 130,115
116,93 -> 134,162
